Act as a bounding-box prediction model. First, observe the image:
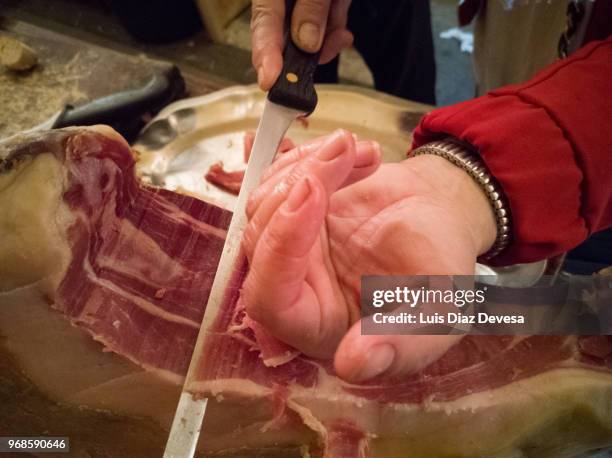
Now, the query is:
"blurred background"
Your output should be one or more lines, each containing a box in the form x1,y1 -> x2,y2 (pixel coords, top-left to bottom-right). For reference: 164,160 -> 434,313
0,0 -> 475,106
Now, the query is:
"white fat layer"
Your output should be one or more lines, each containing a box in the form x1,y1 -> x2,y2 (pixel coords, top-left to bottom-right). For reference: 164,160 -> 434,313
151,194 -> 228,240
262,351 -> 301,367
186,378 -> 272,398
0,153 -> 74,294
282,367 -> 612,457
94,214 -> 194,289
286,398 -> 328,440
82,250 -> 200,329
4,288 -> 612,456
183,353 -> 612,456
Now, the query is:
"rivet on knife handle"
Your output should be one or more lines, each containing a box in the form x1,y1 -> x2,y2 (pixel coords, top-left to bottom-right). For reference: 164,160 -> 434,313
267,0 -> 320,115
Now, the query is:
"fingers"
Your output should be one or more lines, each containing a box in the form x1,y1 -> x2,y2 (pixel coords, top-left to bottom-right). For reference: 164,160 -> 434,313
328,0 -> 352,32
242,176 -> 324,326
243,129 -> 356,262
241,176 -> 347,358
260,138 -> 326,183
251,138 -> 381,218
252,0 -> 352,89
342,141 -> 381,185
259,140 -> 380,199
260,134 -> 345,183
334,324 -> 464,382
319,28 -> 353,64
251,0 -> 285,90
291,0 -> 332,53
320,0 -> 353,64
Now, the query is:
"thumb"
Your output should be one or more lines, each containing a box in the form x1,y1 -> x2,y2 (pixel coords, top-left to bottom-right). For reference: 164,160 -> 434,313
291,0 -> 332,53
251,0 -> 285,90
334,321 -> 464,382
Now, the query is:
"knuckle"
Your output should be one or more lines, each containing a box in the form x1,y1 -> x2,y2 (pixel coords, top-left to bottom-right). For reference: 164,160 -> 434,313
286,148 -> 301,164
251,1 -> 281,30
284,169 -> 304,189
261,224 -> 287,254
282,160 -> 311,189
271,167 -> 302,200
295,144 -> 313,160
261,223 -> 310,262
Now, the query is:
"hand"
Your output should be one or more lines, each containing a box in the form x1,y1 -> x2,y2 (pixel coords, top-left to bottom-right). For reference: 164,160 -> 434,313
251,0 -> 354,90
241,130 -> 497,382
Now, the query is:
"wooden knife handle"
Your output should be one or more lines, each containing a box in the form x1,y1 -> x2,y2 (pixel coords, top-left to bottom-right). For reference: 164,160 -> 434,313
267,0 -> 320,115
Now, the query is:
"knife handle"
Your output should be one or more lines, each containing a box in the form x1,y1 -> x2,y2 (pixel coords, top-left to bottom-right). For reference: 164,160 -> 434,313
267,0 -> 320,115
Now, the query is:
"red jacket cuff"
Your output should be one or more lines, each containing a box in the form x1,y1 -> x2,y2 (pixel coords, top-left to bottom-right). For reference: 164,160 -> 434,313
412,94 -> 587,266
412,38 -> 612,266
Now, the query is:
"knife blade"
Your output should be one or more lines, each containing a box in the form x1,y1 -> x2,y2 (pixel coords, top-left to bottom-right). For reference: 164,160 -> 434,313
163,2 -> 320,456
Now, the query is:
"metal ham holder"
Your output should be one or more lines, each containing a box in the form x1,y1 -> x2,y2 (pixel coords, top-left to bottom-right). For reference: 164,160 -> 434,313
163,1 -> 321,456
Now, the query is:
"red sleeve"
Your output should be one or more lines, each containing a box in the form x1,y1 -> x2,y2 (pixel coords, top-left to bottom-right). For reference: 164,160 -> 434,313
412,37 -> 612,266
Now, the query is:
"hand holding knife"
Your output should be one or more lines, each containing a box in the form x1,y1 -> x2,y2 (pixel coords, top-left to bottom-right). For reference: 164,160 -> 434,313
163,1 -> 320,456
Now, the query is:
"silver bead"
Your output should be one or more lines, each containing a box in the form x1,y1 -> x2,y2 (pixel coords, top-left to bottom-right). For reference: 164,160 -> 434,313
410,139 -> 512,259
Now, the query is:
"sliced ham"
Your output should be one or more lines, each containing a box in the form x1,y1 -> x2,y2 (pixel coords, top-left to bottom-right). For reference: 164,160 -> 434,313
205,132 -> 296,195
204,162 -> 244,195
1,126 -> 231,376
1,127 -> 612,457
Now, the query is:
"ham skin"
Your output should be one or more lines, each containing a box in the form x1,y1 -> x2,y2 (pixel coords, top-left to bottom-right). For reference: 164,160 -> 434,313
1,126 -> 612,457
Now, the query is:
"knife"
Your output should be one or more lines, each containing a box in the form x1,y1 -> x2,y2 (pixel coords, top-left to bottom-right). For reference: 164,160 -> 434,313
163,2 -> 320,457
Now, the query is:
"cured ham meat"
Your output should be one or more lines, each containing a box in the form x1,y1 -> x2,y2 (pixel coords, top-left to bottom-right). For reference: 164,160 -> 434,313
204,162 -> 244,195
0,126 -> 231,376
194,277 -> 612,456
205,132 -> 296,195
1,127 -> 612,457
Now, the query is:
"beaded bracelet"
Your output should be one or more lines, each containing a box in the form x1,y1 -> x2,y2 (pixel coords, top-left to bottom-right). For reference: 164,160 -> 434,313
410,139 -> 512,260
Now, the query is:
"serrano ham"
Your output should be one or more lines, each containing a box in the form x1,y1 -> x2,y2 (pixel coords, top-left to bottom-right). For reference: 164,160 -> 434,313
204,162 -> 244,195
204,132 -> 296,195
1,127 -> 612,457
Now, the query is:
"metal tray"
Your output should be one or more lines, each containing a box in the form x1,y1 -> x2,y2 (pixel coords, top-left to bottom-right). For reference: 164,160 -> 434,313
134,83 -> 431,211
133,84 -> 548,285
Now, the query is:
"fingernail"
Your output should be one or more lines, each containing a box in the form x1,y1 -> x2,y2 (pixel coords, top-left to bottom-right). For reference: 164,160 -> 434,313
354,344 -> 395,381
285,177 -> 311,212
367,140 -> 381,151
355,141 -> 381,168
317,131 -> 347,161
297,22 -> 320,52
